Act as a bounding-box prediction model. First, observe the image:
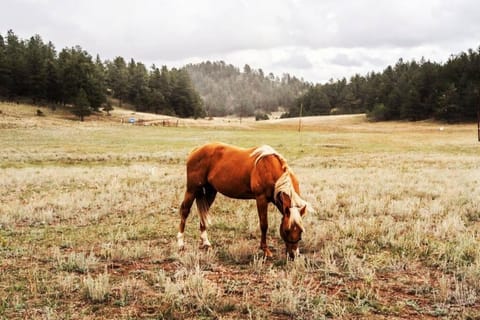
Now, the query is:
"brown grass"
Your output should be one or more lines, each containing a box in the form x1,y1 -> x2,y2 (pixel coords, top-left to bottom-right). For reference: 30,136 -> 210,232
1,102 -> 479,319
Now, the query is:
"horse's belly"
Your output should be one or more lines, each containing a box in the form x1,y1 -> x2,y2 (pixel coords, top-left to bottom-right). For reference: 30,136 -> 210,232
206,154 -> 256,199
208,176 -> 255,199
219,190 -> 255,200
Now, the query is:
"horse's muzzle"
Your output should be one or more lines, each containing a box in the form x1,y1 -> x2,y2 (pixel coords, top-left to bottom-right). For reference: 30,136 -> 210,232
286,246 -> 300,260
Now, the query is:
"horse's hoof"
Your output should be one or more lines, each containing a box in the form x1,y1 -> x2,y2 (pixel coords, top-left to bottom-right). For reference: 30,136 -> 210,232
177,233 -> 185,249
263,249 -> 273,258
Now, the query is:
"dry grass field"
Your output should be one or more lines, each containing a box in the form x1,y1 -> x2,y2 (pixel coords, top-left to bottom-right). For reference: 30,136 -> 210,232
1,103 -> 479,319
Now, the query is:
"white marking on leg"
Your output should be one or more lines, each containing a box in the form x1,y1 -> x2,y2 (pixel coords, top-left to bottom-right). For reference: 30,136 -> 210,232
200,230 -> 211,247
177,232 -> 185,248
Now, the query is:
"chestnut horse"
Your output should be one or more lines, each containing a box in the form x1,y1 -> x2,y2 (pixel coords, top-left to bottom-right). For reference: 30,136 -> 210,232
177,142 -> 308,258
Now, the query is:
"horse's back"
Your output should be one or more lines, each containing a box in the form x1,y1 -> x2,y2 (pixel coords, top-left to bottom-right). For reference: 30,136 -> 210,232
187,142 -> 254,167
186,143 -> 257,198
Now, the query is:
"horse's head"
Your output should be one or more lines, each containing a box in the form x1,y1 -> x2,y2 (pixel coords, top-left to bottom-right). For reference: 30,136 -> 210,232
277,192 -> 307,259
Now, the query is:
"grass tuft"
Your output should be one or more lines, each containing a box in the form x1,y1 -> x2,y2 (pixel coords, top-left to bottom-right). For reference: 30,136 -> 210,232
82,268 -> 110,303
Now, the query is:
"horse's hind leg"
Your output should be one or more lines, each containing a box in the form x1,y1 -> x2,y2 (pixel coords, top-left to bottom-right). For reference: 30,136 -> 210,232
178,189 -> 196,249
197,184 -> 217,248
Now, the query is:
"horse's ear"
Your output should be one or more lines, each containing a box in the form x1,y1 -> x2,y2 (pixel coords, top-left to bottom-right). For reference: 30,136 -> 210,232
300,204 -> 307,217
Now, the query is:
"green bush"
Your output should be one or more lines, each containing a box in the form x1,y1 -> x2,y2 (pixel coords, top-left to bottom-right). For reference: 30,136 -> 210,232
255,112 -> 269,121
367,103 -> 388,121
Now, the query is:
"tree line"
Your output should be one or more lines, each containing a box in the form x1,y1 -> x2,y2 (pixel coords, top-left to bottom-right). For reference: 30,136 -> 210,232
285,49 -> 480,122
0,30 -> 204,120
2,30 -> 478,123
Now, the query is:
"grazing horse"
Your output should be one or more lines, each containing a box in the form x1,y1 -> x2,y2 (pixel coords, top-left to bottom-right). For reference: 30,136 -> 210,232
177,142 -> 308,259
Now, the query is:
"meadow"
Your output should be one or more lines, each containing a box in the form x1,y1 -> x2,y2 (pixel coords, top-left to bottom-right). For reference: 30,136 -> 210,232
0,103 -> 479,319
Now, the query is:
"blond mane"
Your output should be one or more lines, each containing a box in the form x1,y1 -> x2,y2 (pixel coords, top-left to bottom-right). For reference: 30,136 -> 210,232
275,171 -> 307,231
250,145 -> 307,231
250,145 -> 287,167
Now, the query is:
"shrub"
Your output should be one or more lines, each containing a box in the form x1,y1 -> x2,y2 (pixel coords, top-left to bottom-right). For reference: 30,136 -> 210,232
366,103 -> 388,121
255,111 -> 269,121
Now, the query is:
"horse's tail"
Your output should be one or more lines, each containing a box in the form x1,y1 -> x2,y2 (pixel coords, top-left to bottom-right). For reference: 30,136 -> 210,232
196,189 -> 211,227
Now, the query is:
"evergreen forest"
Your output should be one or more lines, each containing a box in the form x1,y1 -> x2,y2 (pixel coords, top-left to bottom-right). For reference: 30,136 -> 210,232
285,54 -> 480,122
1,30 -> 479,122
0,30 -> 204,119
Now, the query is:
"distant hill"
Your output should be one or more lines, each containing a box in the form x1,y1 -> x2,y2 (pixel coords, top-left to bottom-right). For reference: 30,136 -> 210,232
184,61 -> 309,117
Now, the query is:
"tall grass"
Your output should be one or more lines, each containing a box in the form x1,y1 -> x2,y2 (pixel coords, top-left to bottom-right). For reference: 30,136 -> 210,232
1,107 -> 479,318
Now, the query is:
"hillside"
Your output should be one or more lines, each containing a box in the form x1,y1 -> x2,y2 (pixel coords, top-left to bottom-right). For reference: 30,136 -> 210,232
185,61 -> 309,117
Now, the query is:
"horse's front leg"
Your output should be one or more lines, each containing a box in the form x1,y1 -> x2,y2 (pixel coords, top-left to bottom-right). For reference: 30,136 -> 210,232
178,189 -> 195,249
256,195 -> 273,258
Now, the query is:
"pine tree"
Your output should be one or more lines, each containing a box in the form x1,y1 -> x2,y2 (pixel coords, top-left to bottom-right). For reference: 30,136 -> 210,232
146,65 -> 169,114
25,34 -> 48,103
126,59 -> 148,109
86,55 -> 107,110
45,42 -> 61,104
106,57 -> 129,106
72,88 -> 91,121
169,69 -> 205,118
5,30 -> 27,97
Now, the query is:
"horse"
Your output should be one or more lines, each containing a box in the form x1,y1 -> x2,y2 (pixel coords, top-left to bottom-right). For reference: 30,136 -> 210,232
177,142 -> 309,259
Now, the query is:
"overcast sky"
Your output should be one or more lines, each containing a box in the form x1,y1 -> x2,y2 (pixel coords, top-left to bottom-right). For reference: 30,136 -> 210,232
1,0 -> 479,83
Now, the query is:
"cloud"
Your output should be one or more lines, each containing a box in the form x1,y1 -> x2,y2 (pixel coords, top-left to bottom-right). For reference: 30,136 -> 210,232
273,51 -> 313,69
328,53 -> 362,67
1,0 -> 479,83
